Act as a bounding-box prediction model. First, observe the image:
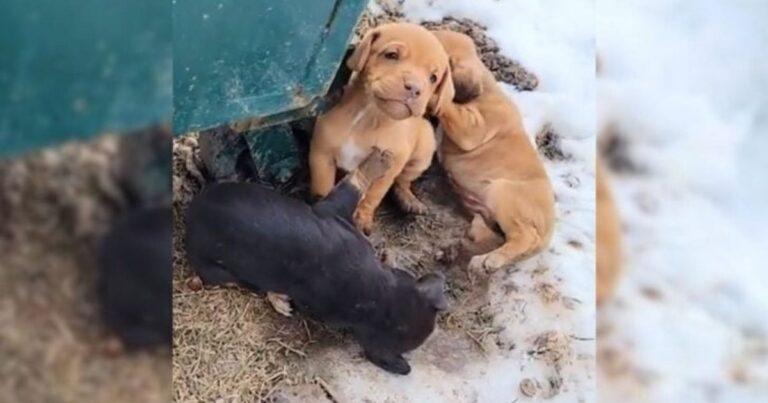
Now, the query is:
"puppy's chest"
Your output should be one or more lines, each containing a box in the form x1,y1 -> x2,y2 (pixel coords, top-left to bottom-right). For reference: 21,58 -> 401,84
327,116 -> 409,172
335,127 -> 401,172
337,137 -> 369,172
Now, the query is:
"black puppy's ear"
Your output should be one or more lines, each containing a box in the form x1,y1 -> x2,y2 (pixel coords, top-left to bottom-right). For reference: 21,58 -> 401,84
416,272 -> 448,311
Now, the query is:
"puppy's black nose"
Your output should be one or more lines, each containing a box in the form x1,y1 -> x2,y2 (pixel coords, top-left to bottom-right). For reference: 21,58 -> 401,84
404,82 -> 421,97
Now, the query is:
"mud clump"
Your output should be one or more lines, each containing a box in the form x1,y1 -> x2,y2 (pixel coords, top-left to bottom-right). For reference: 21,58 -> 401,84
536,124 -> 571,161
530,331 -> 572,369
535,282 -> 562,304
527,331 -> 572,399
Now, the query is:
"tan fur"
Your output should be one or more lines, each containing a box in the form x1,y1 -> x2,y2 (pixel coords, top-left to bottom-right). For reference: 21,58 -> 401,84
310,23 -> 452,234
431,31 -> 555,272
596,159 -> 622,304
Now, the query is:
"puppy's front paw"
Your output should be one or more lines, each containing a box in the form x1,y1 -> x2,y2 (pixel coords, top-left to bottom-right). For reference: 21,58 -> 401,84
267,292 -> 293,317
359,147 -> 394,182
354,209 -> 375,235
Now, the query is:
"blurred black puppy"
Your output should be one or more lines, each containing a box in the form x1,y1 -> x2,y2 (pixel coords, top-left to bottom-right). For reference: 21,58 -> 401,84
185,148 -> 447,375
98,205 -> 171,350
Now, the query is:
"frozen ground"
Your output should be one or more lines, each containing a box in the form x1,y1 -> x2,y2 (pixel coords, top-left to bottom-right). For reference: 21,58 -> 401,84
298,0 -> 597,401
597,1 -> 768,402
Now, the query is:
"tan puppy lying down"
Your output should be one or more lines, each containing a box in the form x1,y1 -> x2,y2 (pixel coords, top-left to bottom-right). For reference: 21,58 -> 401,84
431,30 -> 555,272
596,158 -> 622,304
310,23 -> 454,234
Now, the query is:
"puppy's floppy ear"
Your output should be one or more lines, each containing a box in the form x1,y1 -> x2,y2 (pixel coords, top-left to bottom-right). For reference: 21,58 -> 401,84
347,29 -> 380,72
416,272 -> 448,311
429,67 -> 455,116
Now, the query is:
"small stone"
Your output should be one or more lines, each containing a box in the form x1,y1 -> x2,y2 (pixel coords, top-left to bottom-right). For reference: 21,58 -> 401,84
519,378 -> 538,397
103,336 -> 124,357
434,248 -> 444,261
186,275 -> 203,291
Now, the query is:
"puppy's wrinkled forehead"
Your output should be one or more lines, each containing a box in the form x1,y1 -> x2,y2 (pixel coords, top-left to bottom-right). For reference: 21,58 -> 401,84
371,23 -> 448,69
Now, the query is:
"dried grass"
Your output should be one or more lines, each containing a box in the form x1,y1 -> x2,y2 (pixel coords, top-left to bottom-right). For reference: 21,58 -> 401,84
0,135 -> 169,402
171,130 -> 495,400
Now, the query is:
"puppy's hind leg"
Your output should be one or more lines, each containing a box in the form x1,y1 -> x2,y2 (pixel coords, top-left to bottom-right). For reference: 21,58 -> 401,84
468,228 -> 541,272
467,214 -> 504,249
267,292 -> 293,317
468,180 -> 549,272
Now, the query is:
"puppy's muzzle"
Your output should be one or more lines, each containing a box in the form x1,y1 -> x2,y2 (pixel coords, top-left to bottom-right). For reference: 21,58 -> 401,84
403,80 -> 422,99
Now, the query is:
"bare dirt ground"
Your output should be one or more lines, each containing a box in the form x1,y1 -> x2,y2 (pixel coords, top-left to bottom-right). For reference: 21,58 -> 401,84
0,136 -> 170,402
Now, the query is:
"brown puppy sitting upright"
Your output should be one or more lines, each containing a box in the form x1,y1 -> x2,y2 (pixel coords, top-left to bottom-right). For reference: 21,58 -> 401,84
310,23 -> 454,234
432,30 -> 555,272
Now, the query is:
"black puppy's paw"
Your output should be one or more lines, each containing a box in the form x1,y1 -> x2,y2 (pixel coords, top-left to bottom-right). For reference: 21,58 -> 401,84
365,351 -> 411,375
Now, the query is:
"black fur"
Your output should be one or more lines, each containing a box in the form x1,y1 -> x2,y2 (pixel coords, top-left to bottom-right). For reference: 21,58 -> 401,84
185,178 -> 446,375
98,206 -> 171,349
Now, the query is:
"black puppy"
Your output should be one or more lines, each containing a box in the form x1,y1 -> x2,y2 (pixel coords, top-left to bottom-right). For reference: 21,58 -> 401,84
185,148 -> 447,375
98,205 -> 171,350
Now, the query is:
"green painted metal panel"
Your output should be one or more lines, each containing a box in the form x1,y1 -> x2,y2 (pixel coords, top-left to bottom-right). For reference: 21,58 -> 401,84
173,0 -> 367,134
0,0 -> 171,157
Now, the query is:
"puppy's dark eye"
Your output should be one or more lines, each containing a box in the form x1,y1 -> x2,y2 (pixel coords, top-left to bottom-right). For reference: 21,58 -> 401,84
429,73 -> 438,84
384,51 -> 399,60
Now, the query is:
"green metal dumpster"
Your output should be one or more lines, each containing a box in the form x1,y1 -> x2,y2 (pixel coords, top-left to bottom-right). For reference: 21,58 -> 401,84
172,0 -> 368,134
1,0 -> 369,189
0,0 -> 171,157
